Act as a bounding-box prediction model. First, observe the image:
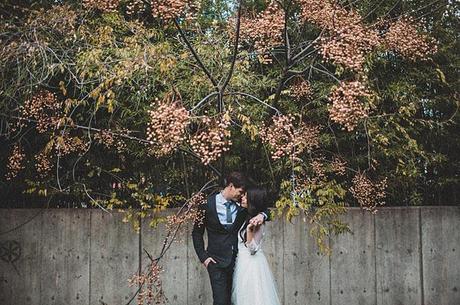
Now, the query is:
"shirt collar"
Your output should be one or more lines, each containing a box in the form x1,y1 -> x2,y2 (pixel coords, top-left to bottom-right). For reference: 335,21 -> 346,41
217,191 -> 236,206
216,192 -> 226,205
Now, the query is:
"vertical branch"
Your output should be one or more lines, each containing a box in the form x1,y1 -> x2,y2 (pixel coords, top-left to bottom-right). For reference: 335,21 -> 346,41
218,0 -> 243,182
364,119 -> 372,169
219,0 -> 242,94
284,4 -> 291,66
181,152 -> 190,198
173,19 -> 219,89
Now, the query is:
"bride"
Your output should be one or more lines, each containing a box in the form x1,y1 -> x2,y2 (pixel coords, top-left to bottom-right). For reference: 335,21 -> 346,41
232,187 -> 282,305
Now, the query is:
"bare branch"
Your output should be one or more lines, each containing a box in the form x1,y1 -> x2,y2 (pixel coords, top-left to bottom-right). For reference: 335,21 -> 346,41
173,19 -> 219,89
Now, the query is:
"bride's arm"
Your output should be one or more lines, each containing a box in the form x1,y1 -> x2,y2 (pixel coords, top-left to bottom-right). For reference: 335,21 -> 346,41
245,223 -> 264,255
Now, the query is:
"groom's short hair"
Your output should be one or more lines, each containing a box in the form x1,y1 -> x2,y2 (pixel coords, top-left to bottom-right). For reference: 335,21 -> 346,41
225,172 -> 249,190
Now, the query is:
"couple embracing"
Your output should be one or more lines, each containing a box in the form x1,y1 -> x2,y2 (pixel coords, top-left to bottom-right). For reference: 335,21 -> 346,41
192,172 -> 281,305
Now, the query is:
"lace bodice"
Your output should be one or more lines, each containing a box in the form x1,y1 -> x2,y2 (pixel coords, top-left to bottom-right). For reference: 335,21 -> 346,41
238,223 -> 265,255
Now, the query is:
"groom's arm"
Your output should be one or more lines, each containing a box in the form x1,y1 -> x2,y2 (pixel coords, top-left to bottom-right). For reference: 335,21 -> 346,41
261,208 -> 272,222
191,203 -> 209,263
250,208 -> 272,225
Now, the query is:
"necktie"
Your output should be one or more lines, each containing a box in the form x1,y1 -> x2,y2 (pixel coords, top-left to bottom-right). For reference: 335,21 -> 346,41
224,201 -> 233,224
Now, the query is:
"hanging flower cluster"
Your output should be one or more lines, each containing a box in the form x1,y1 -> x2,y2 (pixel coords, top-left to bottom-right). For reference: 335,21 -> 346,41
126,0 -> 147,16
34,151 -> 52,178
330,157 -> 347,176
128,263 -> 165,305
299,0 -> 380,71
300,1 -> 437,70
190,113 -> 232,165
300,0 -> 380,71
19,90 -> 63,133
165,192 -> 205,242
146,96 -> 190,157
83,0 -> 119,13
328,80 -> 371,131
290,79 -> 313,102
93,129 -> 127,153
94,129 -> 115,148
383,16 -> 438,61
260,115 -> 295,160
350,172 -> 387,214
295,122 -> 321,155
238,1 -> 285,63
6,144 -> 26,180
54,134 -> 88,157
298,0 -> 337,28
260,115 -> 320,160
310,157 -> 326,180
151,0 -> 200,21
319,23 -> 380,72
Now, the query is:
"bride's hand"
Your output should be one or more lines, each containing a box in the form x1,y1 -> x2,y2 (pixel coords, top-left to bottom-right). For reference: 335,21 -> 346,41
247,223 -> 259,231
249,213 -> 265,226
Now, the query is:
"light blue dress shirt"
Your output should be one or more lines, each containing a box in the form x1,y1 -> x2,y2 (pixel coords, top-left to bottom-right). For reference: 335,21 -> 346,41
215,192 -> 238,225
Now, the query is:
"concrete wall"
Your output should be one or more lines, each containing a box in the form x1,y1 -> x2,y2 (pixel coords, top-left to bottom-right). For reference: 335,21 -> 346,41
0,207 -> 459,305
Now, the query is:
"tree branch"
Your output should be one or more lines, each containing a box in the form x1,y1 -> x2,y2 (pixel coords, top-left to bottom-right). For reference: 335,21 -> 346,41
219,0 -> 242,93
173,19 -> 219,89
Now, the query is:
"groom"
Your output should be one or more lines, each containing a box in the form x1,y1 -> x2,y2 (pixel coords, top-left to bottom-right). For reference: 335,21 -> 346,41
192,172 -> 270,305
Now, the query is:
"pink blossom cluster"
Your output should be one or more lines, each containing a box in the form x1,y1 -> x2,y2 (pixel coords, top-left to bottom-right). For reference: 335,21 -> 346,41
350,172 -> 387,214
298,0 -> 338,28
6,144 -> 25,180
166,192 -> 205,242
126,0 -> 146,16
190,113 -> 232,165
319,23 -> 380,72
94,129 -> 115,147
54,134 -> 88,157
299,1 -> 436,70
34,150 -> 52,177
151,0 -> 199,21
259,115 -> 320,160
310,157 -> 326,180
330,157 -> 347,176
83,0 -> 119,13
295,122 -> 321,154
128,263 -> 165,305
146,97 -> 190,157
300,0 -> 380,71
19,90 -> 63,133
238,1 -> 285,64
259,115 -> 295,159
383,16 -> 438,61
290,79 -> 313,102
93,129 -> 127,153
328,80 -> 371,131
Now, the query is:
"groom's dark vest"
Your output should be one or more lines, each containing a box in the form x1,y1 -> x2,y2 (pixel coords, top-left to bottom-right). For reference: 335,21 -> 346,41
192,193 -> 248,268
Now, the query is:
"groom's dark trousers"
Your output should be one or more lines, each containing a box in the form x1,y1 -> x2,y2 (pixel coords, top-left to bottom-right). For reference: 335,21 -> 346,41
192,193 -> 270,305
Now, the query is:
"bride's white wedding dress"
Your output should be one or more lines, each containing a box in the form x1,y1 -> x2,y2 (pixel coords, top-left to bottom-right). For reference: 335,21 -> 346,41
231,223 -> 282,305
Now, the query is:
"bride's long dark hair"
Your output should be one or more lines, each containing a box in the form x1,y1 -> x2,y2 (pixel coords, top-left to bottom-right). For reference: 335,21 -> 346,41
239,187 -> 268,245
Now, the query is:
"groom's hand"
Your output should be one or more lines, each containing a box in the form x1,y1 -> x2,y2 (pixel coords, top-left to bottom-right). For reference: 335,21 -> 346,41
203,257 -> 217,268
249,213 -> 265,226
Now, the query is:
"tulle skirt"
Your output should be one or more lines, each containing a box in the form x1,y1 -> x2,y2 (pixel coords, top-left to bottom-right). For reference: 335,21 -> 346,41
231,247 -> 282,305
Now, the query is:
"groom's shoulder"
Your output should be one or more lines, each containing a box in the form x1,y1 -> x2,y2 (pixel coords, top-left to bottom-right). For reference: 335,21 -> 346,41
206,191 -> 219,202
